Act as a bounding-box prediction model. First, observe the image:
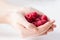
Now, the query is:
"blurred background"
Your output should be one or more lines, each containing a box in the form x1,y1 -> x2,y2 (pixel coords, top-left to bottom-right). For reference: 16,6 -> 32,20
0,0 -> 60,40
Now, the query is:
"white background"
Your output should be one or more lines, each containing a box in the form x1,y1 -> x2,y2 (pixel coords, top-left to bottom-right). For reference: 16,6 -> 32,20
0,0 -> 60,40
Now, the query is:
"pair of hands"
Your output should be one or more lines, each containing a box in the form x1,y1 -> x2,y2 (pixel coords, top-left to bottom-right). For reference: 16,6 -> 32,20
0,7 -> 56,38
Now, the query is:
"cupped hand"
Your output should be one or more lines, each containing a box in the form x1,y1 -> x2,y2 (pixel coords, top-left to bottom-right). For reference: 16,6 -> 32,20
17,20 -> 55,38
16,7 -> 56,31
6,7 -> 56,38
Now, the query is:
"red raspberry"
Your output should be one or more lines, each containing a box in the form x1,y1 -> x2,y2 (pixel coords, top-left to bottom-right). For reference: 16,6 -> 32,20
36,20 -> 43,26
35,15 -> 42,21
25,14 -> 33,22
31,12 -> 38,19
35,18 -> 40,21
25,14 -> 32,20
41,20 -> 47,24
41,15 -> 48,21
25,12 -> 38,22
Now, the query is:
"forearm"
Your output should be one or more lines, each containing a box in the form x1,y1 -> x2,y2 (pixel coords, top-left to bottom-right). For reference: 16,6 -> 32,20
0,0 -> 19,23
0,12 -> 9,23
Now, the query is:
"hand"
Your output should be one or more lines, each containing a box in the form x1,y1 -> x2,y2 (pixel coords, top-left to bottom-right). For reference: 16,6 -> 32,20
16,7 -> 56,32
6,7 -> 56,38
17,20 -> 55,38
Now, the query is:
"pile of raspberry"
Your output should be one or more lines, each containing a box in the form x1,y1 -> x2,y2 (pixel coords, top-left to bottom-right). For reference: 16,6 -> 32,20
25,12 -> 48,27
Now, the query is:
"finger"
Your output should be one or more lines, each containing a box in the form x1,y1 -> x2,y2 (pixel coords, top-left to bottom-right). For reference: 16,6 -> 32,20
44,28 -> 53,35
42,32 -> 47,35
48,27 -> 53,32
37,20 -> 55,35
46,24 -> 55,33
43,24 -> 55,35
51,24 -> 56,28
48,24 -> 56,32
42,25 -> 54,35
43,24 -> 55,34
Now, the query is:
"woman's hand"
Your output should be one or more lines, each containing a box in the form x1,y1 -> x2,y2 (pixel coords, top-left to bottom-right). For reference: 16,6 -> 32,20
17,20 -> 55,38
16,7 -> 56,32
9,7 -> 55,38
3,7 -> 56,38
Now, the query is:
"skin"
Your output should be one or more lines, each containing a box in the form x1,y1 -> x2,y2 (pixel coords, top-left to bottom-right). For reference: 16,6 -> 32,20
0,0 -> 56,39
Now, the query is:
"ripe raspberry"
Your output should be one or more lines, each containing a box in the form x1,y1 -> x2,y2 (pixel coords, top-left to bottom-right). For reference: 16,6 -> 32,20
25,12 -> 38,22
35,18 -> 40,21
25,14 -> 32,20
25,14 -> 33,23
35,15 -> 42,21
41,20 -> 47,24
36,20 -> 43,26
31,12 -> 38,19
41,15 -> 48,21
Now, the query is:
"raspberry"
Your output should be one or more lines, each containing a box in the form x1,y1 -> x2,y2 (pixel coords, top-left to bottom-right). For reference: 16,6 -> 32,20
35,18 -> 40,21
35,15 -> 42,21
31,12 -> 38,19
25,12 -> 38,22
25,14 -> 32,20
41,20 -> 47,24
25,14 -> 33,23
41,15 -> 48,21
36,20 -> 43,26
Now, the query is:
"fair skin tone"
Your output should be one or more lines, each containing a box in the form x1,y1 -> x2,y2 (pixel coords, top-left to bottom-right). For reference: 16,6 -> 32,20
0,0 -> 56,38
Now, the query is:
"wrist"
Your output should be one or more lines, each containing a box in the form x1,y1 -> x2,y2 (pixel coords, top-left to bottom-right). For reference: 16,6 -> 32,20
0,13 -> 9,24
